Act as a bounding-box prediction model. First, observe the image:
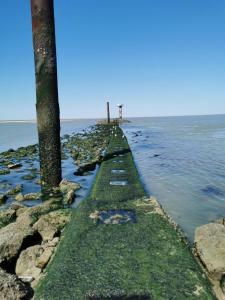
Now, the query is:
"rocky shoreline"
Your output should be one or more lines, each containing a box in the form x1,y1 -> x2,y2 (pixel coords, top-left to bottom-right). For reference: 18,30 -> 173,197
0,125 -> 111,299
0,125 -> 110,208
0,198 -> 69,299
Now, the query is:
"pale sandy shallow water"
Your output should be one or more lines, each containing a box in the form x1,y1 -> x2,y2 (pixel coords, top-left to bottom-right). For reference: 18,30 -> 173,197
1,116 -> 225,242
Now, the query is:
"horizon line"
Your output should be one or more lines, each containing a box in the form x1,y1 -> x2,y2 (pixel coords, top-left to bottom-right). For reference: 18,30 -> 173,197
0,112 -> 225,123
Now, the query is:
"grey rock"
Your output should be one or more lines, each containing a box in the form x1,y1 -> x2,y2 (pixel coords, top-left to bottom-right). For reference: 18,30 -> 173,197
195,222 -> 225,280
0,221 -> 34,264
64,189 -> 75,205
15,245 -> 42,281
33,209 -> 71,241
10,202 -> 26,211
15,193 -> 24,202
0,268 -> 30,300
60,179 -> 80,205
36,246 -> 54,269
16,199 -> 63,226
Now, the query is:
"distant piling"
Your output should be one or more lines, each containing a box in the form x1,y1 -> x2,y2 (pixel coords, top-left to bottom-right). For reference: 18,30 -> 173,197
30,0 -> 62,190
107,102 -> 110,124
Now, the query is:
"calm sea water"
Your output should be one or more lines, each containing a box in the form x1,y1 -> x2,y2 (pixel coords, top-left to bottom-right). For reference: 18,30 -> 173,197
0,119 -> 97,152
1,115 -> 225,241
123,115 -> 225,241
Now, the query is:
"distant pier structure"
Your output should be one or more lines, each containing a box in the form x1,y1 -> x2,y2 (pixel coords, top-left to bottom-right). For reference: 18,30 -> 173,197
99,102 -> 130,125
117,104 -> 123,121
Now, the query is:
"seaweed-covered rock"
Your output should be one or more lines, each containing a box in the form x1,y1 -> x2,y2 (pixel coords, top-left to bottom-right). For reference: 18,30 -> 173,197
0,208 -> 16,228
64,189 -> 75,205
21,173 -> 37,180
7,163 -> 22,169
16,199 -> 63,227
15,192 -> 41,202
0,267 -> 30,300
1,145 -> 37,159
23,192 -> 41,200
74,160 -> 98,176
59,179 -> 80,194
33,209 -> 71,241
0,169 -> 10,175
0,194 -> 7,205
0,181 -> 11,190
6,184 -> 23,196
195,222 -> 225,280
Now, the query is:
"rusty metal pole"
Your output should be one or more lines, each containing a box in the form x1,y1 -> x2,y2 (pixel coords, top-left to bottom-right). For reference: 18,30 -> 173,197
107,101 -> 110,124
30,0 -> 61,191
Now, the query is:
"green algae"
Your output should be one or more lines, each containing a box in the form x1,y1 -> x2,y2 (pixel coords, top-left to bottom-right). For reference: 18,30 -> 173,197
0,169 -> 10,175
64,125 -> 111,175
35,126 -> 215,300
6,184 -> 23,195
21,173 -> 37,180
0,209 -> 16,229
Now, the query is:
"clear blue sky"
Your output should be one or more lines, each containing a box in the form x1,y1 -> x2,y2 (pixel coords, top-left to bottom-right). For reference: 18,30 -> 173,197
0,0 -> 225,120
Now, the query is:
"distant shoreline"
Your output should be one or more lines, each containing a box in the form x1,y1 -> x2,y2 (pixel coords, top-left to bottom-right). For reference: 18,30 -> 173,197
0,120 -> 36,124
0,113 -> 225,124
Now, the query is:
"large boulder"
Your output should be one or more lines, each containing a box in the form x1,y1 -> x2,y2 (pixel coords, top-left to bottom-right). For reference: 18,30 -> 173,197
15,245 -> 42,283
15,240 -> 59,288
33,209 -> 71,241
0,268 -> 31,300
0,221 -> 35,264
195,222 -> 225,280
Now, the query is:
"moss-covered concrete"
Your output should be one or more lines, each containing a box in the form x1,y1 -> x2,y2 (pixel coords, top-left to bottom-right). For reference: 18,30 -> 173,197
35,125 -> 216,300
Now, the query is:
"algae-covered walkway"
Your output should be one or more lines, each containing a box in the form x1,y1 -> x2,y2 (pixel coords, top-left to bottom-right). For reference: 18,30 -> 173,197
35,126 -> 215,299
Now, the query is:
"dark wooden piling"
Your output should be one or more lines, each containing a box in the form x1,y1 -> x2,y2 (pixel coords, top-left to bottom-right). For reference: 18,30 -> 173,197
30,0 -> 61,190
107,101 -> 110,124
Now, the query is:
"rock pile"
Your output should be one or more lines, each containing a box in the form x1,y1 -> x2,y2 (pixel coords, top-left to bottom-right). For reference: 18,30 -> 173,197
0,198 -> 72,299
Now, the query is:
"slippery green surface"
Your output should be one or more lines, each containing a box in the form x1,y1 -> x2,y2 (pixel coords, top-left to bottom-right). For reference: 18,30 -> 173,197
35,126 -> 215,300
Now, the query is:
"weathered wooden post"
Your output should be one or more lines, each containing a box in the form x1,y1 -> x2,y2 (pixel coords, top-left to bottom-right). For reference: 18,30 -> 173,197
30,0 -> 61,191
107,101 -> 110,124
